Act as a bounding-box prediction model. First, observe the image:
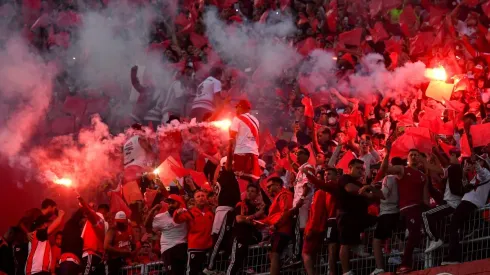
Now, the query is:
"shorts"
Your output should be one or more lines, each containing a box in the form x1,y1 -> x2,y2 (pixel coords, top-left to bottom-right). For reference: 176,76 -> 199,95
106,258 -> 125,275
374,213 -> 401,240
297,201 -> 311,229
233,153 -> 260,180
270,233 -> 290,254
302,231 -> 323,255
325,219 -> 339,244
337,213 -> 376,245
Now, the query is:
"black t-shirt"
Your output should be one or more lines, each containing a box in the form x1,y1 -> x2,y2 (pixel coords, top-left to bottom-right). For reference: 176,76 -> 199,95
233,200 -> 261,244
337,174 -> 369,215
216,170 -> 241,208
0,238 -> 14,274
60,209 -> 84,260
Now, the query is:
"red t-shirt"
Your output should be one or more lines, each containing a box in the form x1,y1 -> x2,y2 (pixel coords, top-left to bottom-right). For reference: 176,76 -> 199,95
305,190 -> 327,234
397,166 -> 426,210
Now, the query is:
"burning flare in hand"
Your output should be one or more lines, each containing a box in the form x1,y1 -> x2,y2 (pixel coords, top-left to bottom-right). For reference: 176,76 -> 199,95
425,66 -> 447,81
211,119 -> 232,130
54,178 -> 73,187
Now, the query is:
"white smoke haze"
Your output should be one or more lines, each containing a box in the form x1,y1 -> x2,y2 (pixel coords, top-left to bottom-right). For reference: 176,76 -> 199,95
203,8 -> 300,86
341,53 -> 428,98
66,2 -> 175,100
0,36 -> 57,157
29,115 -> 126,188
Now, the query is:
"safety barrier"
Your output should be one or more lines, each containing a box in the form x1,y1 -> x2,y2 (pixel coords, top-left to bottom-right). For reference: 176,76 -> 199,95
120,205 -> 490,275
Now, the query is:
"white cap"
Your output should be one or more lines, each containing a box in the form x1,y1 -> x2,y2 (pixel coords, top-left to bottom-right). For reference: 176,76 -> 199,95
220,156 -> 227,167
258,159 -> 266,169
114,211 -> 127,221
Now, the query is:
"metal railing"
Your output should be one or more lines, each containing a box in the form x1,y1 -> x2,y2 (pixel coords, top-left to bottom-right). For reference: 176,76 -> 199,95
120,205 -> 490,275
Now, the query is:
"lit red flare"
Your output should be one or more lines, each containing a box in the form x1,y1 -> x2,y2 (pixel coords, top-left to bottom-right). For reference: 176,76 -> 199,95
425,66 -> 447,81
211,119 -> 232,130
54,178 -> 73,187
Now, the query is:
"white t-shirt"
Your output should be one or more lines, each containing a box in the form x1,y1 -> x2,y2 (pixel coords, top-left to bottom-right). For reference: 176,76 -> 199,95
123,136 -> 149,168
379,175 -> 399,215
293,163 -> 315,208
191,76 -> 222,112
152,212 -> 188,253
230,113 -> 260,155
462,165 -> 490,208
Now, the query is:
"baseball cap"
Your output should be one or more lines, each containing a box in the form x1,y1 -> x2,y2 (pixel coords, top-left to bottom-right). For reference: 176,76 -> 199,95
114,211 -> 127,223
236,99 -> 252,109
258,159 -> 266,169
164,194 -> 186,208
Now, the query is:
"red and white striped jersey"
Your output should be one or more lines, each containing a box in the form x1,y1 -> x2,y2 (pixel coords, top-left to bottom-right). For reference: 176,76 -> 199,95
26,230 -> 52,275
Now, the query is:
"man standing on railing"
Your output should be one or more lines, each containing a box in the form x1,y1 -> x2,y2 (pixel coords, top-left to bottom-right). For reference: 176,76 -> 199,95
302,167 -> 339,275
384,149 -> 429,274
227,183 -> 264,275
203,143 -> 241,275
337,159 -> 382,275
229,99 -> 260,181
442,154 -> 490,265
256,177 -> 294,275
423,147 -> 464,253
289,146 -> 315,267
173,190 -> 214,275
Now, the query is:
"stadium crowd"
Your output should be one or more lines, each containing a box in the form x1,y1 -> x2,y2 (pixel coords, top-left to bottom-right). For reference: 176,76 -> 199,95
2,0 -> 490,275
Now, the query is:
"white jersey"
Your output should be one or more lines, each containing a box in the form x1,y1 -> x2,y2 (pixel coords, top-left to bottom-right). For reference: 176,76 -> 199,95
26,230 -> 52,275
123,136 -> 149,168
230,113 -> 260,155
379,175 -> 399,215
191,76 -> 222,112
153,211 -> 188,253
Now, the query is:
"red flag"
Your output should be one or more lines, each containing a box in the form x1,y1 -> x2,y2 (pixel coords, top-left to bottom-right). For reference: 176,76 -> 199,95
460,134 -> 471,157
221,0 -> 237,8
301,96 -> 314,118
254,0 -> 264,8
144,189 -> 158,208
190,32 -> 208,49
259,10 -> 269,23
109,191 -> 132,218
189,170 -> 211,190
336,151 -> 356,174
339,28 -> 363,46
155,156 -> 185,186
175,13 -> 190,26
470,123 -> 490,147
409,32 -> 434,56
384,37 -> 403,54
310,92 -> 331,108
370,22 -> 389,43
297,37 -> 317,56
280,0 -> 290,10
445,100 -> 465,113
297,13 -> 308,25
383,0 -> 402,11
399,5 -> 417,28
454,77 -> 470,92
50,115 -> 76,135
63,96 -> 87,117
326,8 -> 337,32
259,128 -> 276,154
483,1 -> 490,18
438,139 -> 455,158
370,0 -> 382,16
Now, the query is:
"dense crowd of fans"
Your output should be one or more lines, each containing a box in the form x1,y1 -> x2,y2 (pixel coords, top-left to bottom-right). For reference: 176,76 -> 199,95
3,0 -> 490,274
